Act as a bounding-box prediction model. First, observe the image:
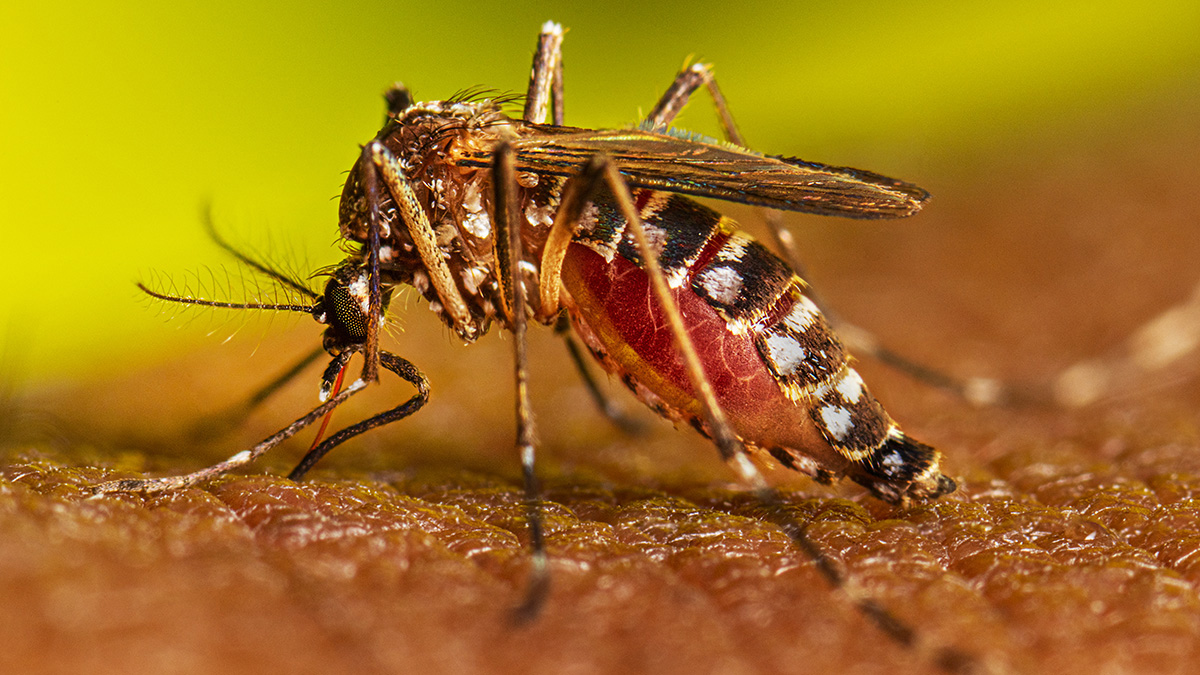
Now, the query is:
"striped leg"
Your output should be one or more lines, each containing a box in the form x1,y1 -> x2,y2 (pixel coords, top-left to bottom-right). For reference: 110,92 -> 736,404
493,140 -> 551,622
521,21 -> 644,432
644,63 -> 1004,407
94,364 -> 371,494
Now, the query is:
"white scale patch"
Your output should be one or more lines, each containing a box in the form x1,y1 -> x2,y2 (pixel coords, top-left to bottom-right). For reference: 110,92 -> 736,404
348,273 -> 371,315
783,296 -> 821,332
637,223 -> 669,258
463,211 -> 491,239
461,184 -> 491,239
578,203 -> 618,262
697,266 -> 743,305
666,267 -> 690,290
461,182 -> 480,210
411,270 -> 430,294
715,233 -> 753,262
836,369 -> 865,404
819,404 -> 854,442
764,333 -> 807,375
880,449 -> 903,472
639,192 -> 671,220
525,201 -> 555,228
460,266 -> 488,295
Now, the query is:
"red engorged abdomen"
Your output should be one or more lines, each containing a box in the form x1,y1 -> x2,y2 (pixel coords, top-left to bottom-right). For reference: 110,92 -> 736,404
561,243 -> 829,455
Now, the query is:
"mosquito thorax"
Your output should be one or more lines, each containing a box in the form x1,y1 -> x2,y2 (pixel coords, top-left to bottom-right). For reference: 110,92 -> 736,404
338,98 -> 511,246
335,97 -> 524,343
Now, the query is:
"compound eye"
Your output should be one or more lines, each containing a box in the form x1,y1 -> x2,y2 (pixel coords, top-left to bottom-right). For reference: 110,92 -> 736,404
325,278 -> 370,340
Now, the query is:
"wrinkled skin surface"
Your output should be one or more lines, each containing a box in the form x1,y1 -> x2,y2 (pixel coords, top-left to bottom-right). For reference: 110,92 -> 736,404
2,106 -> 1199,675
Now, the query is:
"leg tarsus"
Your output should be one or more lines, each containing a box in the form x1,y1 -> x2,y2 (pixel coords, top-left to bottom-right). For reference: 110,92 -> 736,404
494,140 -> 553,620
94,369 -> 370,494
287,351 -> 429,481
510,457 -> 550,625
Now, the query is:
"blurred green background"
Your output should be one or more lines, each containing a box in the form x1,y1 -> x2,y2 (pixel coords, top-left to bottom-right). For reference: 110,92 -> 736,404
1,0 -> 1198,385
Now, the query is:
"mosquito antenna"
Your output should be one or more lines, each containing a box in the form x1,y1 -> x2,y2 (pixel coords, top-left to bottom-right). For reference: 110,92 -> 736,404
200,204 -> 321,301
137,282 -> 315,314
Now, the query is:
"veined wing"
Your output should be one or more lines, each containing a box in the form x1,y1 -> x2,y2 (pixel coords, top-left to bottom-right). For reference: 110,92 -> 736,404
455,126 -> 929,218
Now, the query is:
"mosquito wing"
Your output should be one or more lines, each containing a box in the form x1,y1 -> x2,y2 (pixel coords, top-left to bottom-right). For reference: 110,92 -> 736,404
455,126 -> 929,219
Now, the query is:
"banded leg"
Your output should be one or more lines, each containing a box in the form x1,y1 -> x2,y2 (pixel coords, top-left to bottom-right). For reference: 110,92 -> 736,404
523,20 -> 644,432
644,63 -> 816,281
493,141 -> 551,622
287,351 -> 430,480
645,64 -> 1003,406
94,356 -> 373,494
356,142 -> 386,382
365,141 -> 475,341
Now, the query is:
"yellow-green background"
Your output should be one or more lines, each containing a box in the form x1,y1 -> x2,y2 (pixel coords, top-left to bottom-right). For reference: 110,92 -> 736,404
2,0 -> 1198,384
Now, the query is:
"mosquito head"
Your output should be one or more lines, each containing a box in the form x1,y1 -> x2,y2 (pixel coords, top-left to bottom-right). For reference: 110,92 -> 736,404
313,262 -> 393,353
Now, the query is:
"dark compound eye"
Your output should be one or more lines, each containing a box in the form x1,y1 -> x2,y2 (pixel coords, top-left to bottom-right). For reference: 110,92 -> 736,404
324,276 -> 370,340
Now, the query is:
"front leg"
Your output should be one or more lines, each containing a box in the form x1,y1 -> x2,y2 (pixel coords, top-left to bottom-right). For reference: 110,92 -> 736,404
287,351 -> 430,481
492,140 -> 550,622
93,356 -> 372,494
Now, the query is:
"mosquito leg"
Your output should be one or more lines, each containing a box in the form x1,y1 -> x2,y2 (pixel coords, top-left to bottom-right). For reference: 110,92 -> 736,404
93,358 -> 371,494
523,21 -> 564,125
645,63 -> 853,285
287,351 -> 430,481
550,152 -> 973,671
550,35 -> 564,126
645,63 -> 739,139
492,140 -> 551,623
357,143 -> 386,383
1054,277 -> 1200,408
603,157 -> 757,478
367,141 -> 474,341
553,315 -> 645,435
534,156 -> 643,435
645,64 -> 1005,407
191,344 -> 327,439
533,150 -> 643,435
548,152 -> 764,479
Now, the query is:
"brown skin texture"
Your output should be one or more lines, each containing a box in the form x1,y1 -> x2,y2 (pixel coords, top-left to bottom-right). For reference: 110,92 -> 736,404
3,99 -> 1200,675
